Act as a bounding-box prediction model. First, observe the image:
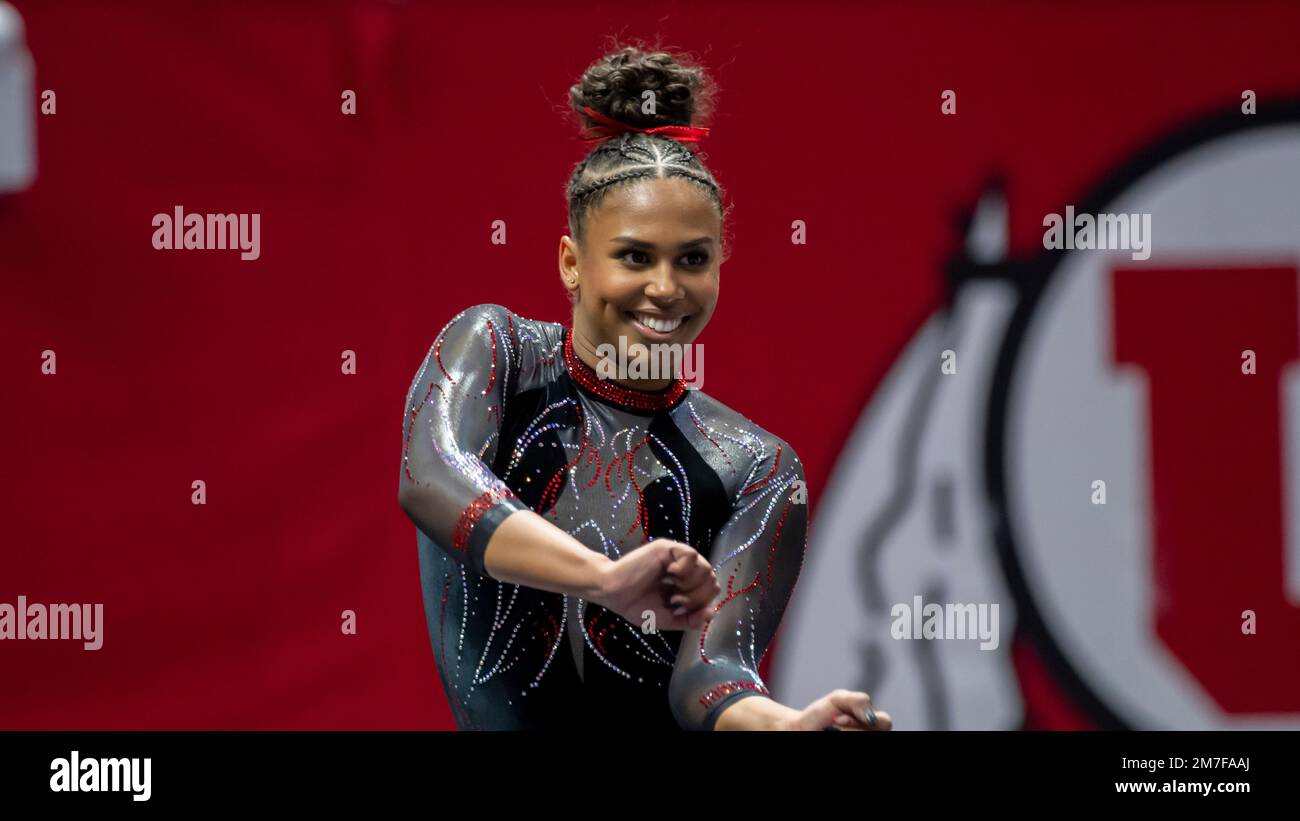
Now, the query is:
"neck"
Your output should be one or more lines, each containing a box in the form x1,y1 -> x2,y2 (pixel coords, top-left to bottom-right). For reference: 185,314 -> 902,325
568,323 -> 675,392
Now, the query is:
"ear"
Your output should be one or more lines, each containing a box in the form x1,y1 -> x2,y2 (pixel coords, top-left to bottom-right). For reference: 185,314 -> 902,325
558,235 -> 581,299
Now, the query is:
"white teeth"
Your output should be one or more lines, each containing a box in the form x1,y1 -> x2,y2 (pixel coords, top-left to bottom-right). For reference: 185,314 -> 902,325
633,313 -> 684,333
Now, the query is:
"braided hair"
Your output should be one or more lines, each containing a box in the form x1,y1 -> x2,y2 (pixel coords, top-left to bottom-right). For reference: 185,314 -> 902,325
565,43 -> 730,259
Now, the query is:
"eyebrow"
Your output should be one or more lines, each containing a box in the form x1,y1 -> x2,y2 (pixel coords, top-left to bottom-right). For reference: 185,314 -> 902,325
610,235 -> 714,249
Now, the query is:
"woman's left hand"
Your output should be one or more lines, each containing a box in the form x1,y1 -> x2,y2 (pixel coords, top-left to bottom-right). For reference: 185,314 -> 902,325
777,689 -> 893,731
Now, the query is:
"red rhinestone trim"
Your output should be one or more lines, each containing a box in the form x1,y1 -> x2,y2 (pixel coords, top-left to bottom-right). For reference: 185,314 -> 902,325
563,327 -> 689,412
740,444 -> 782,495
698,680 -> 770,709
452,485 -> 517,551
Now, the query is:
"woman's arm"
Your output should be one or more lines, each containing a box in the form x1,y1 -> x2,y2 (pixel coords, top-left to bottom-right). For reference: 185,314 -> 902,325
478,507 -> 609,598
713,694 -> 801,730
397,304 -> 718,622
714,689 -> 891,731
666,436 -> 811,730
479,510 -> 718,628
397,303 -> 611,598
665,437 -> 895,731
397,304 -> 534,578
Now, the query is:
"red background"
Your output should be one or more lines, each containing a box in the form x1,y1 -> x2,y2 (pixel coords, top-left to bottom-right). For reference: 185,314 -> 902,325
2,0 -> 1297,728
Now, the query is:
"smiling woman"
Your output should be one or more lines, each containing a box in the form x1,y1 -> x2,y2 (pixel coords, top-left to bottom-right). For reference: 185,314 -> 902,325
397,41 -> 892,732
559,49 -> 725,392
561,175 -> 718,390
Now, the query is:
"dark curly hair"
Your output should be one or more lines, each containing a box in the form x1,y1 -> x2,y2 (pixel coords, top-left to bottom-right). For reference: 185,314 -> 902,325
566,41 -> 730,259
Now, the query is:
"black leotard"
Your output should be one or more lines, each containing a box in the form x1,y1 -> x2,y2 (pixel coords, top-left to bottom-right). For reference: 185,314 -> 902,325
399,303 -> 808,730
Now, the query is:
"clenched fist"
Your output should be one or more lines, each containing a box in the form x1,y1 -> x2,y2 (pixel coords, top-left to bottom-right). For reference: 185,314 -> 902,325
590,539 -> 721,631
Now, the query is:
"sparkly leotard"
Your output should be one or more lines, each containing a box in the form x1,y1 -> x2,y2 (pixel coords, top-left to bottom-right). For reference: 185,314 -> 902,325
399,304 -> 808,730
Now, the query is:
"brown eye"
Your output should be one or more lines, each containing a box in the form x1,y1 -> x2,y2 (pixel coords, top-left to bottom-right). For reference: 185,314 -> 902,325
620,250 -> 651,266
682,251 -> 709,267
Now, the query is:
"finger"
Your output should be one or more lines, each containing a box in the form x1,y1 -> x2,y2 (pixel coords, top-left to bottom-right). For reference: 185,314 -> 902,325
666,545 -> 713,575
840,705 -> 891,731
801,698 -> 844,730
832,713 -> 867,732
668,561 -> 716,596
661,609 -> 696,631
666,588 -> 703,612
665,545 -> 692,572
665,562 -> 687,581
679,557 -> 717,591
668,591 -> 715,620
677,561 -> 720,597
672,583 -> 718,613
817,689 -> 875,731
852,697 -> 883,730
829,689 -> 872,715
665,601 -> 714,630
665,551 -> 696,578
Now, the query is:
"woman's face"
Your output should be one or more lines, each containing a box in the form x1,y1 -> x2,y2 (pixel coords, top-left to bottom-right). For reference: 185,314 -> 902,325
559,175 -> 722,390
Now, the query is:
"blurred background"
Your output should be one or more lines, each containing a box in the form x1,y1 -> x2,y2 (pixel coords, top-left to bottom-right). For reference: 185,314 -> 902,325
1,0 -> 1297,729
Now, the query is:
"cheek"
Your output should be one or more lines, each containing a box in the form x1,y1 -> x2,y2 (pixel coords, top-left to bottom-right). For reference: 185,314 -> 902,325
580,272 -> 614,304
691,278 -> 720,306
589,272 -> 638,306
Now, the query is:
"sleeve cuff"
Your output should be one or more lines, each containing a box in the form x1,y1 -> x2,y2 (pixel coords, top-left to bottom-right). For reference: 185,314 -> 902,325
699,679 -> 772,731
459,491 -> 529,578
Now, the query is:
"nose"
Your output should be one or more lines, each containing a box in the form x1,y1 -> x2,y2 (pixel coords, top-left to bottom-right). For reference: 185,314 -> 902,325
645,262 -> 684,300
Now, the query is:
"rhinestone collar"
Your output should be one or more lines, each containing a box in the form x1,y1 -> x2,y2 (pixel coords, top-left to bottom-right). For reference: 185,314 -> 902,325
562,327 -> 689,412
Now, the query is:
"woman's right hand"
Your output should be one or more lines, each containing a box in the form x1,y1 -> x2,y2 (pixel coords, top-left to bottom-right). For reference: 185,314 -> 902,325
591,539 -> 720,631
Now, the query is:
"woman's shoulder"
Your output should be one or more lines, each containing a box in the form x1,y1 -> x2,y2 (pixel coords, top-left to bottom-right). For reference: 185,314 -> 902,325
443,303 -> 560,336
680,390 -> 804,482
440,304 -> 565,389
437,303 -> 565,353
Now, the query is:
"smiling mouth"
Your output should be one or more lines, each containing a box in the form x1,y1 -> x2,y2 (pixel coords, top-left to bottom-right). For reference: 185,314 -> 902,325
625,311 -> 689,335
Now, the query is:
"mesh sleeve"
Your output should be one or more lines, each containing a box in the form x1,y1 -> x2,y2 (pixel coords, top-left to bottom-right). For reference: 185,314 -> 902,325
668,438 -> 809,730
397,303 -> 531,578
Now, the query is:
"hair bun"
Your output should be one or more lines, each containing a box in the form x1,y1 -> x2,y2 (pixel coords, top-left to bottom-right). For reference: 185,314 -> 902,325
570,44 -> 716,134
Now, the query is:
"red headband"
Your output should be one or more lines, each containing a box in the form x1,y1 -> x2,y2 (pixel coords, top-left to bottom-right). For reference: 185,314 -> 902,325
579,106 -> 710,144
